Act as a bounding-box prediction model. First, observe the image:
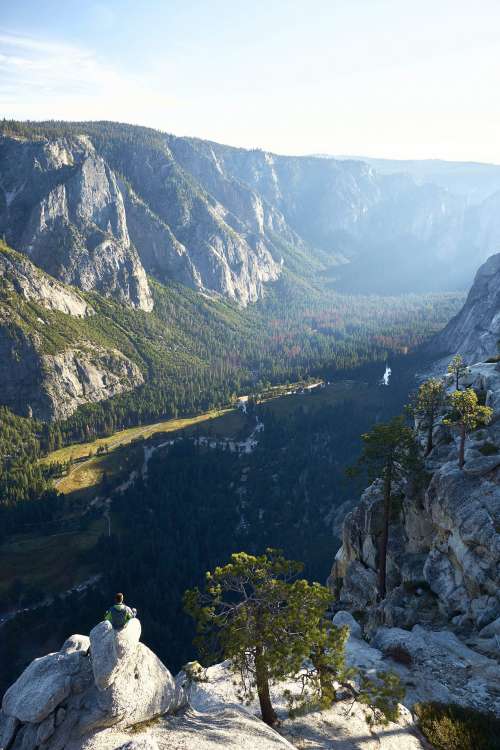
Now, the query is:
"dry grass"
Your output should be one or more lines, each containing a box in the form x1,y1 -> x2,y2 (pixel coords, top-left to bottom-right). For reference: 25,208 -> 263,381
44,408 -> 245,498
41,407 -> 236,466
54,445 -> 140,498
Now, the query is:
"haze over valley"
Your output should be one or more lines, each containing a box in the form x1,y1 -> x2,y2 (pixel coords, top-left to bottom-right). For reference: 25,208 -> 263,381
1,3 -> 500,749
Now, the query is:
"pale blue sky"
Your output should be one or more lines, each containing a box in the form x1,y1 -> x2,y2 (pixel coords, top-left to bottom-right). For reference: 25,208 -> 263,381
1,1 -> 499,162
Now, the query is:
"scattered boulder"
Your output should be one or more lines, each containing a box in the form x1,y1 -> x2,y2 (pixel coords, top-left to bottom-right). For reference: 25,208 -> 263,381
331,610 -> 362,639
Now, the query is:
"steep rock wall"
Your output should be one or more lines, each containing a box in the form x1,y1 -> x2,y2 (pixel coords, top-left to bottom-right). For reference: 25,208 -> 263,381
330,362 -> 500,651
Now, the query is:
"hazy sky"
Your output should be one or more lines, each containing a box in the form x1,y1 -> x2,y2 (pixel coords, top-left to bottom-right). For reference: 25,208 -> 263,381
1,1 -> 499,162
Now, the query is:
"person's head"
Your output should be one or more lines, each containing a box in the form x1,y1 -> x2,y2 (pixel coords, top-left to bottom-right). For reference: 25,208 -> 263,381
115,592 -> 124,604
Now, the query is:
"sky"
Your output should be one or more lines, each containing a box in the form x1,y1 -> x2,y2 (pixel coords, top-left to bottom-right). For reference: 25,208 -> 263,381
1,0 -> 499,162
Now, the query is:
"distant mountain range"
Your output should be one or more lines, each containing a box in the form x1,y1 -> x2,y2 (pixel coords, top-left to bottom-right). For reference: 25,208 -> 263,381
0,120 -> 496,420
333,155 -> 500,204
1,121 -> 500,307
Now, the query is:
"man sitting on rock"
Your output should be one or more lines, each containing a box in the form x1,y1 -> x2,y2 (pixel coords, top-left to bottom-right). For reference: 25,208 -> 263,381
104,592 -> 137,630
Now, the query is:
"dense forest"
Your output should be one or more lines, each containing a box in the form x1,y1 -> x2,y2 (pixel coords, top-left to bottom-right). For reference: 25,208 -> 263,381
0,234 -> 463,528
0,360 -> 421,694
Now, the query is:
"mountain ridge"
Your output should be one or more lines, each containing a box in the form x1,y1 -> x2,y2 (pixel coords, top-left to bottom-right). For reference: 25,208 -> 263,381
3,120 -> 500,303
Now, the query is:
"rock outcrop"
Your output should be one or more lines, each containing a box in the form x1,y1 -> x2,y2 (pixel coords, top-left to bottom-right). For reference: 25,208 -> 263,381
0,619 -> 431,750
0,316 -> 144,421
6,612 -> 499,749
0,620 -> 186,750
0,245 -> 91,317
429,252 -> 500,363
330,360 -> 500,686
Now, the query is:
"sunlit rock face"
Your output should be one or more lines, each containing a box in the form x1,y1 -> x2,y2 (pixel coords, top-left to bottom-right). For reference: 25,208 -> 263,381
0,620 -> 186,750
0,247 -> 91,317
0,132 -> 282,309
0,135 -> 153,311
0,623 -> 433,750
4,123 -> 500,308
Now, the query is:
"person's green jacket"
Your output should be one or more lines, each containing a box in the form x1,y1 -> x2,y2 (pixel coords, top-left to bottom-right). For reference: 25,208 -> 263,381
104,603 -> 135,630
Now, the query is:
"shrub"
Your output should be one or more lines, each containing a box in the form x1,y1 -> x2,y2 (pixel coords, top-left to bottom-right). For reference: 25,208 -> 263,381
384,644 -> 413,666
415,702 -> 500,750
479,442 -> 498,456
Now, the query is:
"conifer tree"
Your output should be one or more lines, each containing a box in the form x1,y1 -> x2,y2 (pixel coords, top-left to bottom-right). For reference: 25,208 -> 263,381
353,417 -> 419,599
444,389 -> 493,468
412,378 -> 445,455
447,354 -> 468,390
184,549 -> 347,726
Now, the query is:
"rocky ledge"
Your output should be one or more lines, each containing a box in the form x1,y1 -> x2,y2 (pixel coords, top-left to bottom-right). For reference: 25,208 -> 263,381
0,615 -> 433,750
329,359 -> 500,716
0,620 -> 186,750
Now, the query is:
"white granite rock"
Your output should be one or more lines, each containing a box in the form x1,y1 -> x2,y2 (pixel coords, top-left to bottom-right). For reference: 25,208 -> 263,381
332,610 -> 362,639
2,651 -> 80,723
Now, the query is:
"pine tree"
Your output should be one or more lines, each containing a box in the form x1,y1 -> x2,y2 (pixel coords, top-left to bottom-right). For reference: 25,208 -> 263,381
353,417 -> 419,600
412,378 -> 445,455
444,389 -> 493,468
184,549 -> 346,726
447,354 -> 468,390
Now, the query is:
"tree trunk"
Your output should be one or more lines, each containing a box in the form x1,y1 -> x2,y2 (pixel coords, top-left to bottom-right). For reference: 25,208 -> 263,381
378,459 -> 393,600
255,645 -> 278,726
426,419 -> 433,456
311,649 -> 335,706
458,423 -> 466,468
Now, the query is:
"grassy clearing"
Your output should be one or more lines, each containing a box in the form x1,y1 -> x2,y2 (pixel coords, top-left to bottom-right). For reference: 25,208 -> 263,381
43,380 -> 370,499
41,407 -> 235,466
54,445 -> 143,498
49,409 -> 247,498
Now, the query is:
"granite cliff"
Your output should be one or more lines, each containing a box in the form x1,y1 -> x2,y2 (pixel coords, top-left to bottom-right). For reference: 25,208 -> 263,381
0,128 -> 282,308
329,364 -> 500,719
3,120 -> 500,305
430,252 -> 500,364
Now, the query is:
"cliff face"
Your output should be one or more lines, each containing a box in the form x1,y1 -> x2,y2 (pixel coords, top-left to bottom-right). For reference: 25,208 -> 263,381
0,327 -> 143,421
331,361 -> 500,654
0,246 -> 91,317
0,132 -> 282,308
3,122 -> 500,305
430,252 -> 500,363
0,136 -> 153,311
0,245 -> 143,420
